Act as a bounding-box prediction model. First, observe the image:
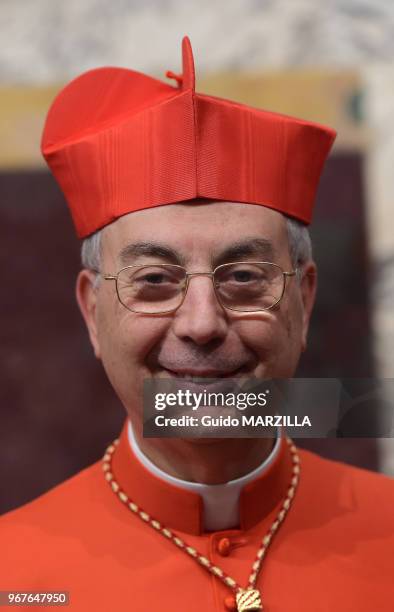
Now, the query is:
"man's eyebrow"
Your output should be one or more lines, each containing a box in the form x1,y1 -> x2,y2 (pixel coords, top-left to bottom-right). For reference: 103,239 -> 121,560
214,238 -> 277,265
118,242 -> 184,266
117,238 -> 276,267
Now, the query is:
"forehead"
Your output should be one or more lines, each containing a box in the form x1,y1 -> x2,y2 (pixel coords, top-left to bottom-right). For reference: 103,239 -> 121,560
102,201 -> 290,263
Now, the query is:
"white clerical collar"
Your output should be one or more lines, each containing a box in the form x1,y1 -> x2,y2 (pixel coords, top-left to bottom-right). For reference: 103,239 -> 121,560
127,421 -> 281,531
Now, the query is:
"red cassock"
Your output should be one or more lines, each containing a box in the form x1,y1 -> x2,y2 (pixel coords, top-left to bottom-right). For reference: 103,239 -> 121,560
1,420 -> 393,611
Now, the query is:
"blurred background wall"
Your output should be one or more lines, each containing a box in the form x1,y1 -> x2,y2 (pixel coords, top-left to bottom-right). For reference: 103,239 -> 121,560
1,0 -> 393,514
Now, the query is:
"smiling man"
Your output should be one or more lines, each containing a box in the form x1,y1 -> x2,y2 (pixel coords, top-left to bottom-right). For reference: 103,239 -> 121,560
77,201 -> 315,487
1,37 -> 394,612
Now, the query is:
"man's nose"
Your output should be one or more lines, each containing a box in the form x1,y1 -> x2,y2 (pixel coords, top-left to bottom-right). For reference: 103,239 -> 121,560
171,276 -> 228,345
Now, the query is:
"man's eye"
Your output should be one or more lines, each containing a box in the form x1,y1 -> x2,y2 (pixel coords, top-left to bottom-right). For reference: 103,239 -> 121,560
140,273 -> 167,284
132,270 -> 182,286
134,272 -> 179,285
225,269 -> 265,284
231,270 -> 257,282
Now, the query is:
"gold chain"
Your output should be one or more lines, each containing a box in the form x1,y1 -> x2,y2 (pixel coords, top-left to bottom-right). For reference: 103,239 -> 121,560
102,437 -> 300,611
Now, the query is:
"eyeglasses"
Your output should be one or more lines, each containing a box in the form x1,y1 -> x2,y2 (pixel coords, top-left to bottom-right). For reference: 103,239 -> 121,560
101,262 -> 297,314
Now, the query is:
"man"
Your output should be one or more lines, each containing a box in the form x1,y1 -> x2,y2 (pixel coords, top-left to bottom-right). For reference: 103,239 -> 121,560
1,37 -> 393,612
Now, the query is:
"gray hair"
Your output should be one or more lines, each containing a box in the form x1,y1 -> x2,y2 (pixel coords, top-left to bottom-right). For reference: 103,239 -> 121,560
285,216 -> 312,267
80,215 -> 312,272
81,229 -> 102,272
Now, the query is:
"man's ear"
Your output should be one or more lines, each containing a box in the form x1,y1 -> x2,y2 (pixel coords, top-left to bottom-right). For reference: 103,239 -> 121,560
299,261 -> 317,352
75,269 -> 101,359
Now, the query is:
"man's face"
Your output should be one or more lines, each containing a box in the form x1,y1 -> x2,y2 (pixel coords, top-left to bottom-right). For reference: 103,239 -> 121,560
77,202 -> 316,430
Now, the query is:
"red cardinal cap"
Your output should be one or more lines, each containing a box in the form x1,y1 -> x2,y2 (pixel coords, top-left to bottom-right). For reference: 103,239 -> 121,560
41,36 -> 336,238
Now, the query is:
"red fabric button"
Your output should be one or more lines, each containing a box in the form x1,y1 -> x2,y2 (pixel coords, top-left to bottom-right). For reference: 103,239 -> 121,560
217,537 -> 231,556
224,595 -> 237,610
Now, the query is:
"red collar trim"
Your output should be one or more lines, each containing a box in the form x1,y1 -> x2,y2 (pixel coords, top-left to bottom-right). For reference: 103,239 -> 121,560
110,421 -> 292,535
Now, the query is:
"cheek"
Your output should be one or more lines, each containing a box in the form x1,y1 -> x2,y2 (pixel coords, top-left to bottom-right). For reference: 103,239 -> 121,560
119,316 -> 171,365
96,299 -> 170,373
236,306 -> 303,376
94,303 -> 171,419
273,303 -> 304,374
240,317 -> 289,355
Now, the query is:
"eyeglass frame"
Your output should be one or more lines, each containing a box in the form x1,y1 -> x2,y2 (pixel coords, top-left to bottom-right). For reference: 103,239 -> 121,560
99,261 -> 299,315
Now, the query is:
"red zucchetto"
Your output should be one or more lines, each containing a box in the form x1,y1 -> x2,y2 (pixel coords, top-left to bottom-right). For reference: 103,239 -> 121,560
41,36 -> 336,238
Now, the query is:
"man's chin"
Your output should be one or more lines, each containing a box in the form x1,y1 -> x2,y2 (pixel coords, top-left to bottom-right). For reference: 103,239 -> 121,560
179,436 -> 235,446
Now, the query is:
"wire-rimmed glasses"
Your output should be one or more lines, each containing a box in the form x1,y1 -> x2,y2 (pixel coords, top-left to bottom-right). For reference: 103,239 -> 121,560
101,262 -> 297,314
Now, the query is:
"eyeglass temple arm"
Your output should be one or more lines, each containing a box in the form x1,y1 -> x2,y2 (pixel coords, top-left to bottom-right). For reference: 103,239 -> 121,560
286,268 -> 317,281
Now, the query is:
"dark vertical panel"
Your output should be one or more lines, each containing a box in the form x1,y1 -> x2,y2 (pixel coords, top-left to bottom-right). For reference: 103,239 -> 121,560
0,171 -> 124,514
297,152 -> 378,470
300,152 -> 373,377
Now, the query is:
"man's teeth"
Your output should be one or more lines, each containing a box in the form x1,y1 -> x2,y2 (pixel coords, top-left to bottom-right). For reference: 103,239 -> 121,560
174,373 -> 209,379
171,372 -> 228,379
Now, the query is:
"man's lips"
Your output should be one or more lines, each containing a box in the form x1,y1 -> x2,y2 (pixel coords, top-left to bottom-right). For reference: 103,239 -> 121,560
154,365 -> 255,397
159,366 -> 246,379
